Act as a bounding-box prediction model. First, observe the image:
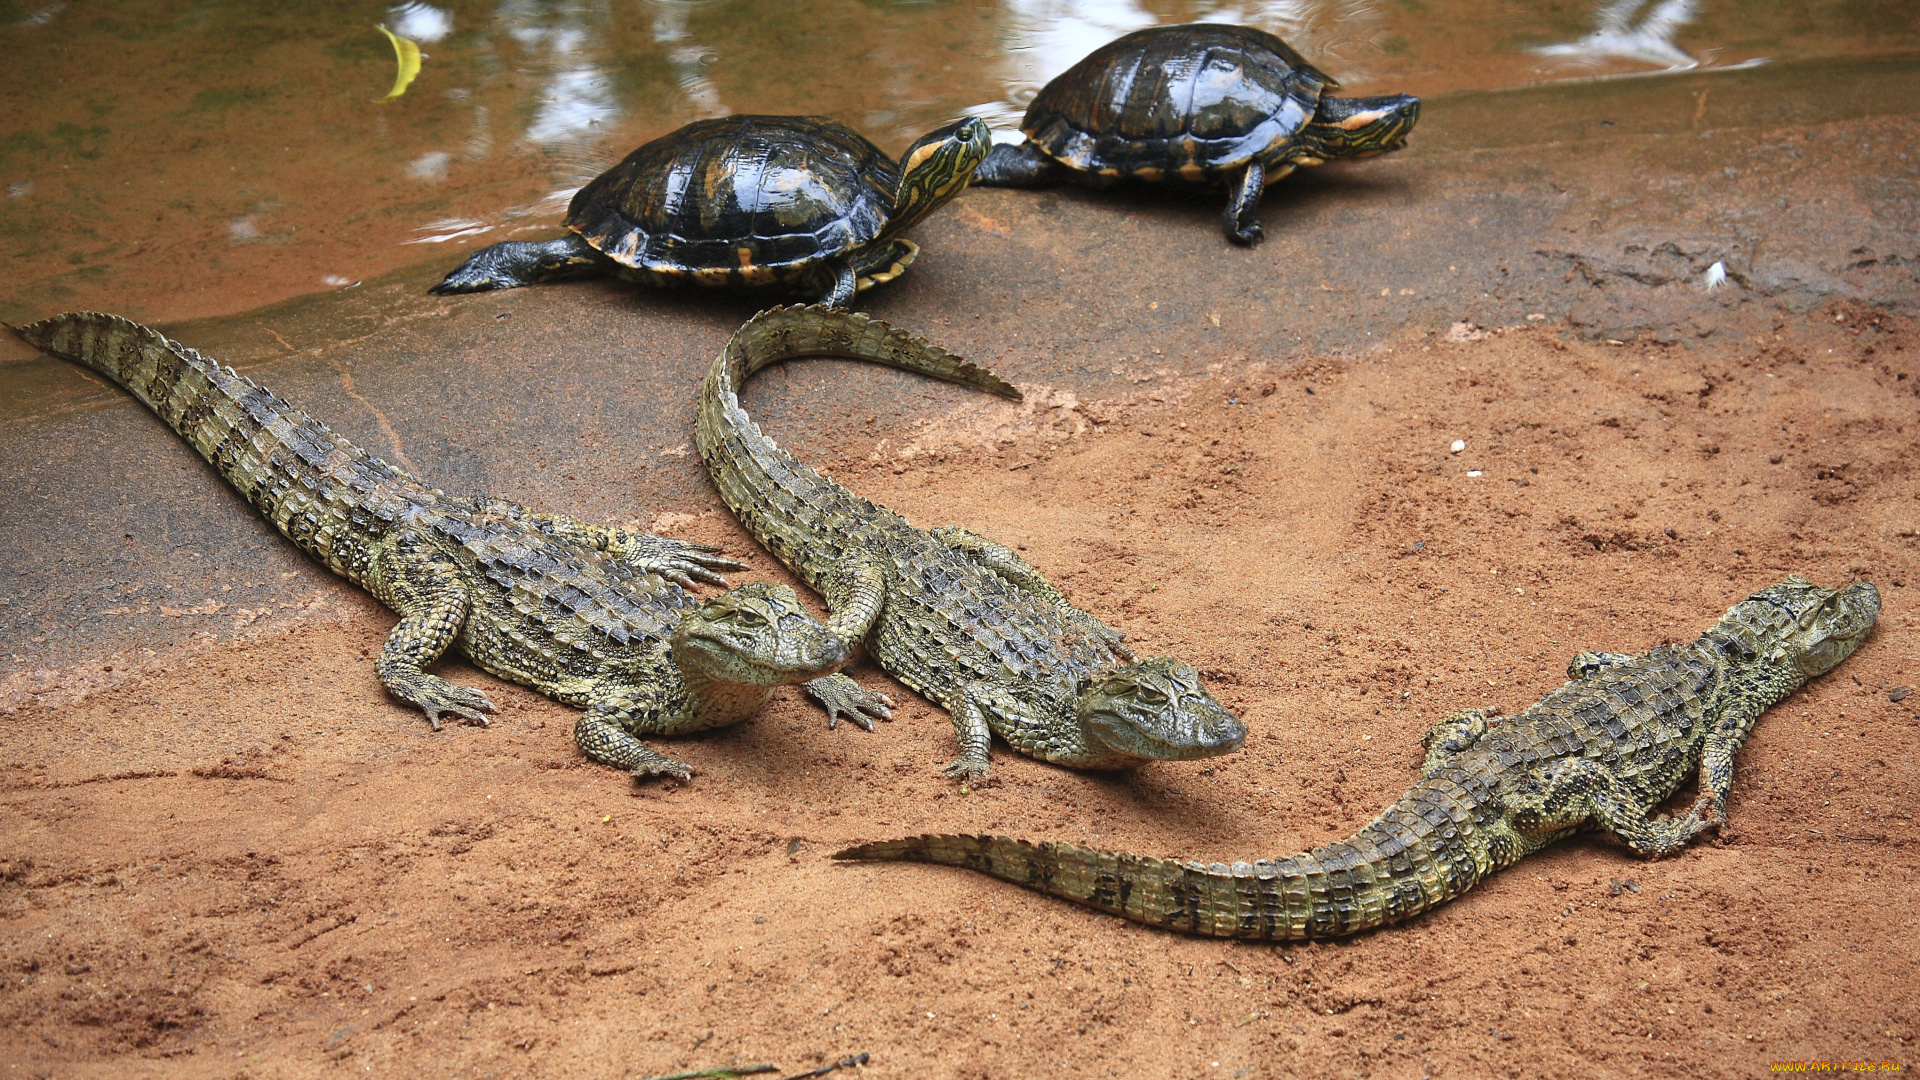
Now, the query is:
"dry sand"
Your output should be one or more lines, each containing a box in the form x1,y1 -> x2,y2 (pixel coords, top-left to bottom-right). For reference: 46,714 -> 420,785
2,306 -> 1916,1078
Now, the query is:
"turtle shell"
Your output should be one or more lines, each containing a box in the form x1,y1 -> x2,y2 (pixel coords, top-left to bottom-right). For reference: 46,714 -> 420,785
567,115 -> 899,285
1022,24 -> 1336,181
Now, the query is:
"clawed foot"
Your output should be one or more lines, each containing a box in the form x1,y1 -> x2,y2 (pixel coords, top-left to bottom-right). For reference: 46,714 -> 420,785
391,674 -> 497,731
805,674 -> 893,731
625,536 -> 746,589
941,756 -> 991,788
1228,222 -> 1263,246
1650,797 -> 1720,857
631,757 -> 694,783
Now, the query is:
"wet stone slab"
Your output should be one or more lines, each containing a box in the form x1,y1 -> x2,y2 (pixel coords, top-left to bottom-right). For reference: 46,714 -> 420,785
2,56 -> 1915,687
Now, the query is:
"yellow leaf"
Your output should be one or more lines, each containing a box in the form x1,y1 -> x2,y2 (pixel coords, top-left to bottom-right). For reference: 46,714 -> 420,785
375,25 -> 422,103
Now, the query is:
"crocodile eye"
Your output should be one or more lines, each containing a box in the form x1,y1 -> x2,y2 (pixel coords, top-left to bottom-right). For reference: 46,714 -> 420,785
732,608 -> 768,627
1134,685 -> 1168,706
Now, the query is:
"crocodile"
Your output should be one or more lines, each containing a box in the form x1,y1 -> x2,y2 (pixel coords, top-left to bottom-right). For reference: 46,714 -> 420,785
695,305 -> 1247,784
14,312 -> 852,781
838,575 -> 1880,937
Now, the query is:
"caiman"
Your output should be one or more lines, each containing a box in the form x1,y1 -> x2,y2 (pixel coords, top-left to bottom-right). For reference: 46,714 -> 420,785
695,305 -> 1247,784
838,576 -> 1879,936
14,312 -> 852,781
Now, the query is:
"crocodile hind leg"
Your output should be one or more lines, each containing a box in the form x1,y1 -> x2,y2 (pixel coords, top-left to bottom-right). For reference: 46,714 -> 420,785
430,234 -> 604,294
495,504 -> 743,587
1222,162 -> 1267,245
574,697 -> 693,781
1419,708 -> 1492,777
1507,757 -> 1716,859
970,142 -> 1066,187
927,526 -> 1131,659
367,532 -> 497,729
1567,651 -> 1637,679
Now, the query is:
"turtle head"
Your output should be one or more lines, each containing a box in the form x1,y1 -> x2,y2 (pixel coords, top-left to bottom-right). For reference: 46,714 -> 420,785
1076,657 -> 1247,763
1302,93 -> 1421,161
670,582 -> 849,689
888,116 -> 992,233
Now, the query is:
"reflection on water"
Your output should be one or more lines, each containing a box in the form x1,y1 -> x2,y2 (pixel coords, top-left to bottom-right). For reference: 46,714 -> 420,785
0,0 -> 1914,322
1534,0 -> 1701,71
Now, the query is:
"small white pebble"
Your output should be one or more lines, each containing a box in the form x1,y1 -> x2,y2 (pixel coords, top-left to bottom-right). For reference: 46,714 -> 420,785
1450,439 -> 1466,453
1467,469 -> 1483,477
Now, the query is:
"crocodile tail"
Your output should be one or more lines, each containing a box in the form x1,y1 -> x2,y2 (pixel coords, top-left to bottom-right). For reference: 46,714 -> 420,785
695,305 -> 1020,583
717,305 -> 1020,401
11,312 -> 422,579
837,796 -> 1490,940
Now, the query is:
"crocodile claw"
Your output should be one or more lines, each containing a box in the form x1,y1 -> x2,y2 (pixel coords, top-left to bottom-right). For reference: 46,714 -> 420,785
395,675 -> 497,731
632,757 -> 695,783
629,537 -> 747,589
805,674 -> 892,731
942,756 -> 991,787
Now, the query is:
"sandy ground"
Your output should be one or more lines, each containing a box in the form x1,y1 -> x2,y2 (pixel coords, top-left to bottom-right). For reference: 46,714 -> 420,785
2,303 -> 1915,1078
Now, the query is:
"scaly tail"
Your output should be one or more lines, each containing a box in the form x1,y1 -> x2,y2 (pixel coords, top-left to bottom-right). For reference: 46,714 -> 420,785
694,305 -> 1020,585
11,312 -> 427,583
837,792 -> 1493,940
711,304 -> 1020,401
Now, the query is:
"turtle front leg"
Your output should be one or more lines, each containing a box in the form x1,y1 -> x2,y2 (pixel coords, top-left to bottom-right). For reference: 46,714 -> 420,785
431,234 -> 604,294
1222,162 -> 1266,245
816,259 -> 859,309
971,141 -> 1064,187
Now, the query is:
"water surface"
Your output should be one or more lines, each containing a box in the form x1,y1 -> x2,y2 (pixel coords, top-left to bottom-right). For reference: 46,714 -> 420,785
2,0 -> 1914,322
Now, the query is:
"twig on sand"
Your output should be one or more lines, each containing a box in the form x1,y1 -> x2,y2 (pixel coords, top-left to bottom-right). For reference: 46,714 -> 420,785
783,1053 -> 870,1079
640,1066 -> 779,1080
639,1049 -> 869,1080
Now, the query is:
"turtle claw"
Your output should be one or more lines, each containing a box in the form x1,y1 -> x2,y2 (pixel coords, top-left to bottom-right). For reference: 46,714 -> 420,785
805,674 -> 892,732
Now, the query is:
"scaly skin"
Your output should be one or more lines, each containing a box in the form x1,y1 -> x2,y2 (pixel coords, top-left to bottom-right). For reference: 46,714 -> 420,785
696,306 -> 1247,784
838,576 -> 1880,937
14,312 -> 851,781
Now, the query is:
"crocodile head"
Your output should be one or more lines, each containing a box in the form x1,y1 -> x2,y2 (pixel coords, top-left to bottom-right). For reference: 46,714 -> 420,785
1076,657 -> 1247,762
1746,575 -> 1881,676
671,582 -> 848,686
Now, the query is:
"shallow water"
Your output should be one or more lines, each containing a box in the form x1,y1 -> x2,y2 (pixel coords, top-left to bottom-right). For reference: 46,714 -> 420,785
2,0 -> 1915,322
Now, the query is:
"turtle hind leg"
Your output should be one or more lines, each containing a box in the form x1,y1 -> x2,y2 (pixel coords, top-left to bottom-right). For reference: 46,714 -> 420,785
971,142 -> 1064,187
814,259 -> 859,309
1221,162 -> 1267,246
430,234 -> 604,294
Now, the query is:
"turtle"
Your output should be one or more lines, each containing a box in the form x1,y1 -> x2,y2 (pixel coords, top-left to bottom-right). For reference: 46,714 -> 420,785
432,114 -> 991,307
972,23 -> 1420,245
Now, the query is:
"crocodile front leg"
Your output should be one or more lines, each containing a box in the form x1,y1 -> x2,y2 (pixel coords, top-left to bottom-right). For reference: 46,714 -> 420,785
1507,757 -> 1716,858
1698,698 -> 1766,821
941,684 -> 1000,785
805,674 -> 894,730
1567,651 -> 1637,679
574,697 -> 694,781
367,531 -> 496,730
1419,708 -> 1491,777
928,526 -> 1131,658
